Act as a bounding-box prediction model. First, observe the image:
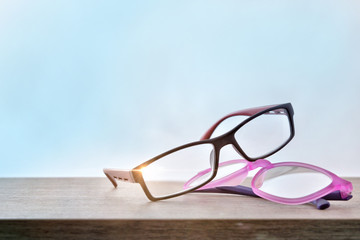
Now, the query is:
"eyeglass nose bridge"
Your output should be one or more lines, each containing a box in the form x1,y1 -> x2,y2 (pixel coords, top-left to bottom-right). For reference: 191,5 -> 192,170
209,136 -> 235,171
212,134 -> 247,161
248,159 -> 272,171
212,133 -> 238,149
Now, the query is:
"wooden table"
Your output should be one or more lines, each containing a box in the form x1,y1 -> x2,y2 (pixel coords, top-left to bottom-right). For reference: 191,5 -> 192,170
0,177 -> 359,239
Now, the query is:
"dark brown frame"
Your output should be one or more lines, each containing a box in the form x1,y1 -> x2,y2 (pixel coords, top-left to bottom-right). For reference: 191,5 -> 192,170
131,103 -> 295,201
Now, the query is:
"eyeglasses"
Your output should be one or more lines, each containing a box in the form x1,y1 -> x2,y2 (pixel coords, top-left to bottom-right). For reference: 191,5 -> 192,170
104,103 -> 295,201
187,159 -> 353,209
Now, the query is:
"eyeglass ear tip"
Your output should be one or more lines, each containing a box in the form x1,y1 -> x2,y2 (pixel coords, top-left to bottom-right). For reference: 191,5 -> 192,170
314,198 -> 330,210
344,194 -> 353,201
318,202 -> 330,210
104,172 -> 118,188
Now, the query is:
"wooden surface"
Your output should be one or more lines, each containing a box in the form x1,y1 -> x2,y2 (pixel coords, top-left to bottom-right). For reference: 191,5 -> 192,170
0,177 -> 359,239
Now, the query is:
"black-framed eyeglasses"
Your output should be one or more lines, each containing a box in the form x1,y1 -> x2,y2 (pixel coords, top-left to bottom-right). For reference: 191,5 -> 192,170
104,103 -> 295,201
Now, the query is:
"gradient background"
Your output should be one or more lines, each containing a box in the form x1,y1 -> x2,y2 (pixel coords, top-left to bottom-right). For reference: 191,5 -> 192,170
1,0 -> 359,177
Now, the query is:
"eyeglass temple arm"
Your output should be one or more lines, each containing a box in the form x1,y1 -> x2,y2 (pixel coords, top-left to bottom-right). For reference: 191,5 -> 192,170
214,186 -> 352,201
103,168 -> 137,188
200,105 -> 278,140
195,186 -> 351,210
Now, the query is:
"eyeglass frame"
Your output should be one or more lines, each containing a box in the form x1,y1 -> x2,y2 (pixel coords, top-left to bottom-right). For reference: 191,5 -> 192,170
104,103 -> 295,201
191,159 -> 352,210
185,159 -> 353,205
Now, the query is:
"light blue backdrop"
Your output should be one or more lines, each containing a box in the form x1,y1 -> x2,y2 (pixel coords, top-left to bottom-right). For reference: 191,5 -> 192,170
1,0 -> 359,176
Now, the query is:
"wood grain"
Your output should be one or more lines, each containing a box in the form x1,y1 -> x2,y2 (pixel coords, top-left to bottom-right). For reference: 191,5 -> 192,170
0,220 -> 359,240
0,177 -> 359,239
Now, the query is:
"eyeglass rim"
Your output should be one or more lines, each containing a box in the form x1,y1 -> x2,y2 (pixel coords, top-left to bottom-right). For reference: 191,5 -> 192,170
184,159 -> 353,205
200,103 -> 294,141
252,161 -> 353,205
131,103 -> 295,201
220,103 -> 295,160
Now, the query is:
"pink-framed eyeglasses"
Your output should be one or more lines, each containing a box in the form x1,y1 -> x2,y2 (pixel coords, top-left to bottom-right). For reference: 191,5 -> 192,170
186,159 -> 353,210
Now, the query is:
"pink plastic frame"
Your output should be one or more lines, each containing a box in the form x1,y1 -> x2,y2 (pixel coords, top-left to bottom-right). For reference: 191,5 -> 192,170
184,159 -> 353,205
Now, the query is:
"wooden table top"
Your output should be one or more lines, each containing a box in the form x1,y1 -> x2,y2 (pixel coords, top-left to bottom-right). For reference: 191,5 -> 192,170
1,177 -> 359,239
0,177 -> 358,220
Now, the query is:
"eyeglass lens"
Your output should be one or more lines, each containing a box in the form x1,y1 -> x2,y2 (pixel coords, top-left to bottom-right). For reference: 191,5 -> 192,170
234,108 -> 291,159
141,143 -> 214,198
254,166 -> 332,198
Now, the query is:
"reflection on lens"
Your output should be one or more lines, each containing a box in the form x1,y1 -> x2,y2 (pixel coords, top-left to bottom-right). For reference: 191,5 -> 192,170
234,108 -> 291,158
254,166 -> 332,198
141,143 -> 214,198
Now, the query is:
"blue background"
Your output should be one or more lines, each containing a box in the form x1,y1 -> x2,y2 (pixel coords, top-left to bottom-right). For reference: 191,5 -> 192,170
1,0 -> 359,176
